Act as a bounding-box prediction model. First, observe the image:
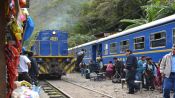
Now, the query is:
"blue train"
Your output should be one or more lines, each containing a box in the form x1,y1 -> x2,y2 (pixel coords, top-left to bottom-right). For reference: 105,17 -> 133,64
68,14 -> 175,65
32,30 -> 68,56
31,30 -> 73,79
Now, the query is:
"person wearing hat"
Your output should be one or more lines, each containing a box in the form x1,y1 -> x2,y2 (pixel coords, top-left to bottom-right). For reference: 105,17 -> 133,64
160,45 -> 175,98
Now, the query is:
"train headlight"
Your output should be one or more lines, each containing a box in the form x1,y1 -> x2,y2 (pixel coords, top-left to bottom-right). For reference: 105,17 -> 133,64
52,31 -> 56,35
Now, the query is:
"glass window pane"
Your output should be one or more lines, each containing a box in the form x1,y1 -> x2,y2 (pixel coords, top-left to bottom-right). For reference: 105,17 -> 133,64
110,43 -> 117,54
104,44 -> 108,55
135,43 -> 144,49
150,35 -> 154,40
134,37 -> 145,50
155,33 -> 161,39
150,32 -> 166,48
120,40 -> 129,53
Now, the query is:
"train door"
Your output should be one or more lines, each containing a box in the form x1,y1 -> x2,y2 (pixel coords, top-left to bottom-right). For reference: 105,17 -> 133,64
97,44 -> 102,57
92,44 -> 102,62
92,45 -> 96,62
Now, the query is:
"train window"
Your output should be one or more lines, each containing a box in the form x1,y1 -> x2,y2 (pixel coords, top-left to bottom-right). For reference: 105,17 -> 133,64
84,49 -> 87,57
104,44 -> 108,55
41,36 -> 50,40
173,29 -> 175,44
41,33 -> 50,40
120,40 -> 129,53
110,43 -> 117,54
150,31 -> 166,48
87,50 -> 90,57
134,37 -> 144,50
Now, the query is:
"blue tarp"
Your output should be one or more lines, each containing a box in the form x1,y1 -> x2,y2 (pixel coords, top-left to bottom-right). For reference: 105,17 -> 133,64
23,16 -> 35,41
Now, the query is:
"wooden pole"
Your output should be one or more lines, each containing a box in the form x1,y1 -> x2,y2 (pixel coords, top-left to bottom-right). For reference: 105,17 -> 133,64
0,0 -> 8,98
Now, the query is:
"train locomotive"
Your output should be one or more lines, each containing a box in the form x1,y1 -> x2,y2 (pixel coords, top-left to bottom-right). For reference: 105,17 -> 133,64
31,30 -> 74,79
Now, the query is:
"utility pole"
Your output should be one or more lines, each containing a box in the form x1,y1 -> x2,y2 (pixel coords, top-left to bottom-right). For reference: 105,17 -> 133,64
0,0 -> 8,98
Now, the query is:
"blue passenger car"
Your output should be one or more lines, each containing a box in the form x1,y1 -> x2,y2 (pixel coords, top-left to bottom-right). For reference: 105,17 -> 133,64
69,14 -> 175,65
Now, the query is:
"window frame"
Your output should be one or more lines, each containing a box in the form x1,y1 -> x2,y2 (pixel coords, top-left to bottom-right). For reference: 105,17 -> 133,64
103,43 -> 109,55
150,31 -> 166,49
84,48 -> 89,57
134,36 -> 145,50
173,29 -> 175,45
109,42 -> 117,54
120,39 -> 129,53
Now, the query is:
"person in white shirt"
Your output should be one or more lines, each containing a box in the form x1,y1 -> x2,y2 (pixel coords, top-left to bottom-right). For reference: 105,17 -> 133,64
18,51 -> 32,83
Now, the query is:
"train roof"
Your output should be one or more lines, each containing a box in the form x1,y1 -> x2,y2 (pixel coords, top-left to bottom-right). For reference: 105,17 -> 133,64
69,14 -> 175,50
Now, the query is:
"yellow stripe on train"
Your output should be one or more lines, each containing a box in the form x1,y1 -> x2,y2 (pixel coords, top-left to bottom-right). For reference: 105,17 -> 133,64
39,64 -> 48,74
34,55 -> 75,74
103,49 -> 171,58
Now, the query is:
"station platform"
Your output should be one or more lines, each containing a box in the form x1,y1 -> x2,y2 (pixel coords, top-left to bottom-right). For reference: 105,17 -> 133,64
38,72 -> 173,98
61,72 -> 165,98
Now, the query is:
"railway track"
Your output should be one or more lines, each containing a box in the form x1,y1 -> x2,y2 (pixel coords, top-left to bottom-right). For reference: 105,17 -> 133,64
47,79 -> 113,98
40,81 -> 71,98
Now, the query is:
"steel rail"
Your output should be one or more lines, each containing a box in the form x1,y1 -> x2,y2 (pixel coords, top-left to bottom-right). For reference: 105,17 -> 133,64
48,79 -> 113,98
40,80 -> 72,98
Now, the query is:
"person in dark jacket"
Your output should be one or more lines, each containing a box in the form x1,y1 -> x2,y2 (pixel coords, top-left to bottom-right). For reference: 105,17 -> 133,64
28,52 -> 39,85
113,57 -> 124,78
125,49 -> 138,94
76,49 -> 85,71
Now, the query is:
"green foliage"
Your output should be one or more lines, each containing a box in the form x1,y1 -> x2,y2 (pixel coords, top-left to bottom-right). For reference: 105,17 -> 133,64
30,0 -> 175,48
67,0 -> 145,39
120,0 -> 175,30
120,19 -> 148,29
68,34 -> 96,47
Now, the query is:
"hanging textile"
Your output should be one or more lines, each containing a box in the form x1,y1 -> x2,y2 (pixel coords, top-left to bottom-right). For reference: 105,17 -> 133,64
5,41 -> 20,98
23,16 -> 35,41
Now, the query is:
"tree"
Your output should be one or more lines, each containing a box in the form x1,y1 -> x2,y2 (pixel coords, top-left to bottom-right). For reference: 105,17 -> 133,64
120,0 -> 175,29
68,34 -> 96,47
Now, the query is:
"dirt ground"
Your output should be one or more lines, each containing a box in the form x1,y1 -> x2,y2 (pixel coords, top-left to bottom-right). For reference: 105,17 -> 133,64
39,73 -> 174,98
61,73 -> 173,98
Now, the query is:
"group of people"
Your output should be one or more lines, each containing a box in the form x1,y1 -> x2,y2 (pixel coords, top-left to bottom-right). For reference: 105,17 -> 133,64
106,46 -> 175,98
124,50 -> 160,94
5,40 -> 39,97
77,45 -> 175,98
105,50 -> 162,94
